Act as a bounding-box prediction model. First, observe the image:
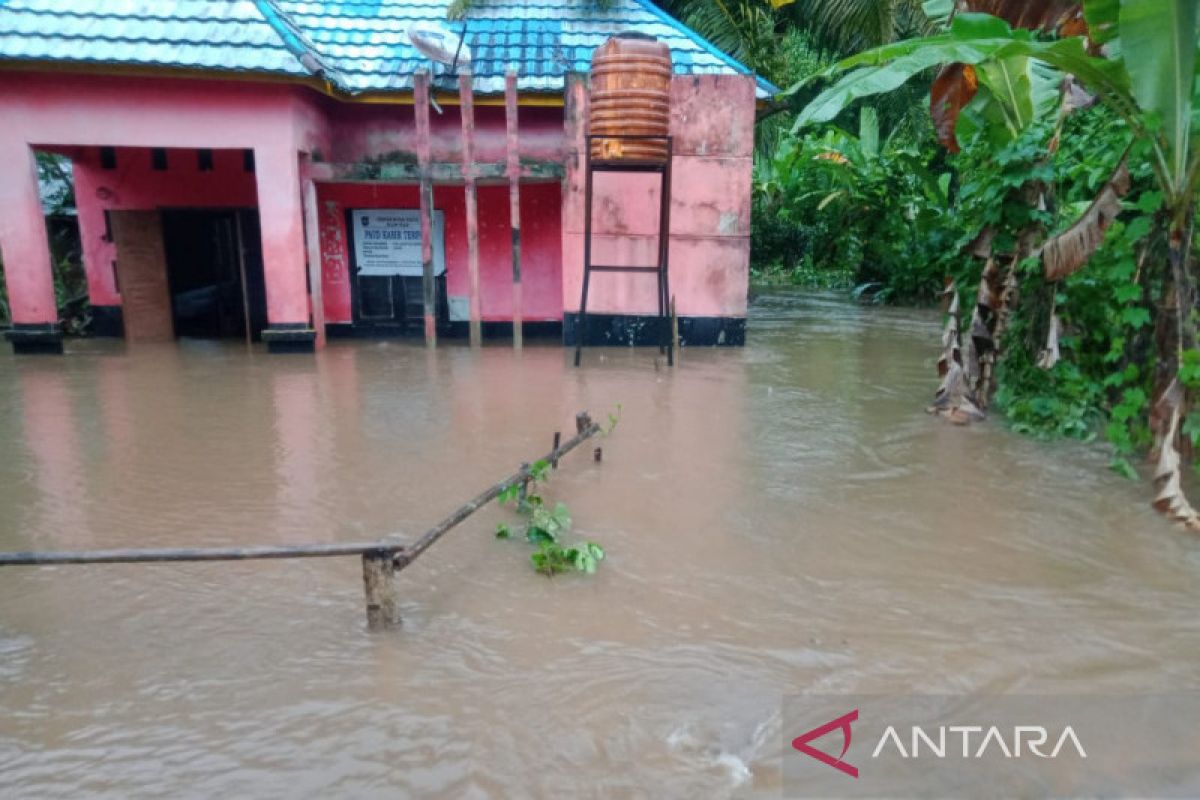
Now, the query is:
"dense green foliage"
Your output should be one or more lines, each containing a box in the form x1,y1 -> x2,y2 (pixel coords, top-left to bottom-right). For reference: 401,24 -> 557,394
495,459 -> 606,576
668,0 -> 1200,494
961,108 -> 1159,452
752,105 -> 957,300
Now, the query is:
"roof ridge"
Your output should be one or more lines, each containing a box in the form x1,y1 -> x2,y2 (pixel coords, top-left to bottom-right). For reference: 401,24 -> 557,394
251,0 -> 349,89
0,34 -> 323,49
0,7 -> 267,23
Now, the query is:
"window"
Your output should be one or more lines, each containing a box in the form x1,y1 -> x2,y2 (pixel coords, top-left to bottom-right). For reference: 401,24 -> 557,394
151,148 -> 168,171
99,147 -> 117,169
243,149 -> 255,173
197,149 -> 214,171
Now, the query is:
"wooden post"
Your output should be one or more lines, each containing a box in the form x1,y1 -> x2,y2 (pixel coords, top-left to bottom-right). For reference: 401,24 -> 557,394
671,295 -> 679,355
362,548 -> 399,629
414,70 -> 437,347
459,70 -> 483,347
551,432 -> 561,468
302,172 -> 325,349
233,211 -> 253,348
563,74 -> 588,365
505,69 -> 523,348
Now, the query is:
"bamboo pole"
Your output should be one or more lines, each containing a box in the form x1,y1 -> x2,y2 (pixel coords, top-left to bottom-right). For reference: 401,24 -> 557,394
0,541 -> 386,565
396,412 -> 599,567
459,70 -> 483,347
414,69 -> 437,347
505,69 -> 523,348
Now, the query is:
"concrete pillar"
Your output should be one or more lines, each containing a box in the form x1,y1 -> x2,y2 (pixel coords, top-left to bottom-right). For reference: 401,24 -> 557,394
254,145 -> 315,353
0,139 -> 62,353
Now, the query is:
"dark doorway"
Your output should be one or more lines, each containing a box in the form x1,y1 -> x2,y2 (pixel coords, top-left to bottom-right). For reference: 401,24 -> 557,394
161,209 -> 267,340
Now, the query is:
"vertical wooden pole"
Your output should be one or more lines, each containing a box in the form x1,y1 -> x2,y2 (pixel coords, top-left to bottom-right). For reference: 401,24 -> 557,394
459,70 -> 483,347
414,70 -> 437,347
234,211 -> 253,348
660,139 -> 674,367
302,172 -> 325,349
671,294 -> 679,355
563,74 -> 589,366
505,69 -> 523,348
362,549 -> 399,629
517,461 -> 530,506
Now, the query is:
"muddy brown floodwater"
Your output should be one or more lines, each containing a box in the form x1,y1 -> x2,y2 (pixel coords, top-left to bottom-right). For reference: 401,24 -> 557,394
2,289 -> 1200,798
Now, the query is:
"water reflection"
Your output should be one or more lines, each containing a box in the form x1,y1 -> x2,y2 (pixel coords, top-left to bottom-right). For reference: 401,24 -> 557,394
271,361 -> 325,541
14,362 -> 87,548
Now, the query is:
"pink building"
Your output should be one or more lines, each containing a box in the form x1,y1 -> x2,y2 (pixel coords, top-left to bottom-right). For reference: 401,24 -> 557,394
0,0 -> 773,354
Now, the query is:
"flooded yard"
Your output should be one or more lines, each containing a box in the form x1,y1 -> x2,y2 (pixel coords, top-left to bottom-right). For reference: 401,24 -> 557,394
2,289 -> 1199,797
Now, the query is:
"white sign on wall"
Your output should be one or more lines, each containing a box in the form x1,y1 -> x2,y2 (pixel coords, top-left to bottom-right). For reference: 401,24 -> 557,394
351,209 -> 445,277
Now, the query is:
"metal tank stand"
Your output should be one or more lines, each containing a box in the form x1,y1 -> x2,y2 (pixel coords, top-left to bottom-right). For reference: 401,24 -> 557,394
573,134 -> 673,368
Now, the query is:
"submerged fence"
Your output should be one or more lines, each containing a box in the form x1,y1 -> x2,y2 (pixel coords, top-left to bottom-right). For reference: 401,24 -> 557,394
0,412 -> 602,629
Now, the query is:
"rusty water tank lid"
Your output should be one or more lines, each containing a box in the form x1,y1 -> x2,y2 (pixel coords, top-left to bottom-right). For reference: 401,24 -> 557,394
612,30 -> 657,41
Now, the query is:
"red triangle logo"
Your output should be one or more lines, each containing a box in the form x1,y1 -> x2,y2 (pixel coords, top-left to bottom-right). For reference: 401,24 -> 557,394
791,709 -> 859,778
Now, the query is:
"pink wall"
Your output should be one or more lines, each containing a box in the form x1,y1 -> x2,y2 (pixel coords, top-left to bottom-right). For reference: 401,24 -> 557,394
2,68 -> 756,341
329,103 -> 565,165
315,181 -> 563,324
73,147 -> 259,306
0,137 -> 55,324
0,72 -> 330,326
562,74 -> 755,318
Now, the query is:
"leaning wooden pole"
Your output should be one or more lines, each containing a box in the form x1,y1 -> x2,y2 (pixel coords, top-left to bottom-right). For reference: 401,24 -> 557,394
397,412 -> 599,567
414,70 -> 437,346
505,69 -> 523,348
459,69 -> 483,347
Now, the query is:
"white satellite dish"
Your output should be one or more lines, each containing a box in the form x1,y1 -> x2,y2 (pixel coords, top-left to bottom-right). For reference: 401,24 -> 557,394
408,21 -> 472,69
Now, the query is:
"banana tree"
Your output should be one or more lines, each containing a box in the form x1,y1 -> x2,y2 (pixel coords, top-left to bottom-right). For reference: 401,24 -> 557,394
792,0 -> 1200,528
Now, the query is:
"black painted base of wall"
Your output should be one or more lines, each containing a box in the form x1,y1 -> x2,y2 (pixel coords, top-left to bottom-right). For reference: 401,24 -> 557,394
326,321 -> 563,341
325,322 -> 416,339
88,305 -> 125,338
262,324 -> 316,353
324,317 -> 745,347
4,323 -> 64,354
563,313 -> 745,347
444,321 -> 563,340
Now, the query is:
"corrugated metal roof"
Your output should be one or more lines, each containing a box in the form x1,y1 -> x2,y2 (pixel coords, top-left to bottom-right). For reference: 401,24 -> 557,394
0,0 -> 777,97
0,0 -> 312,76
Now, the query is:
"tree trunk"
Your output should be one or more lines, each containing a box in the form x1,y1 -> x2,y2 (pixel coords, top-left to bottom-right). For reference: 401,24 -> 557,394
1150,206 -> 1200,530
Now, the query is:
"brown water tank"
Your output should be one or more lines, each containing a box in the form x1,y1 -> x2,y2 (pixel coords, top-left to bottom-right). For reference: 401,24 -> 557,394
588,32 -> 672,162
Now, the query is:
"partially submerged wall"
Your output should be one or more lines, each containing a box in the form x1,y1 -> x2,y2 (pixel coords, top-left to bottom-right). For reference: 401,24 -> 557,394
3,69 -> 755,346
562,73 -> 754,343
314,181 -> 563,326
